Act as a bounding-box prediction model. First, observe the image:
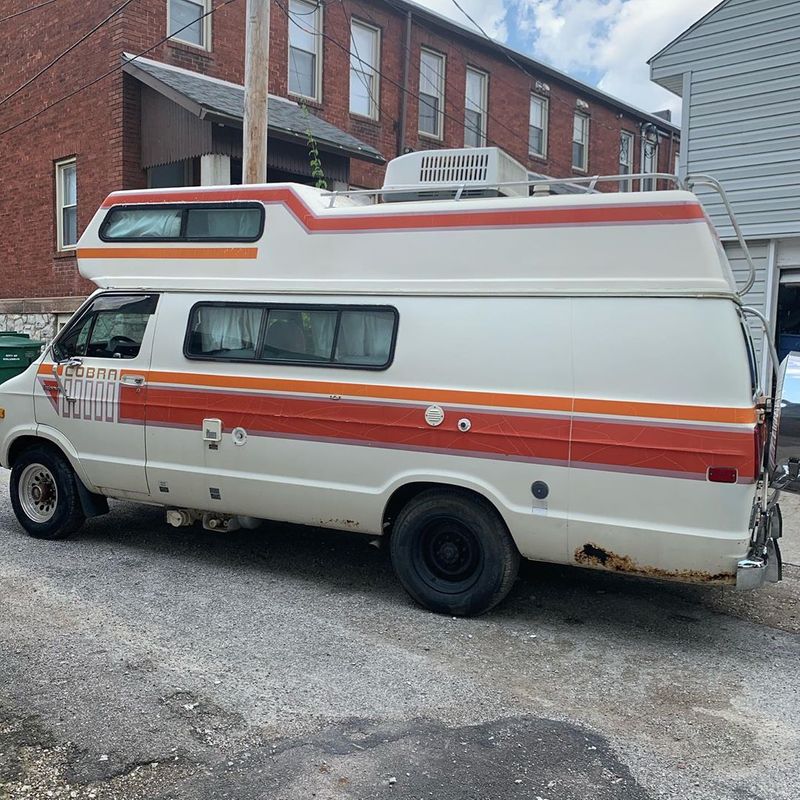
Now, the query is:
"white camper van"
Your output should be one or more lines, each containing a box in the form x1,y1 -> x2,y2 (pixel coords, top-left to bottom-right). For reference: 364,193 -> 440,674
0,148 -> 792,616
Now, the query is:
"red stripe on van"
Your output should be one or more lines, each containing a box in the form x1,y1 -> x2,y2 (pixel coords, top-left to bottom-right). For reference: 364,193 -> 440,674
129,386 -> 756,481
99,186 -> 706,234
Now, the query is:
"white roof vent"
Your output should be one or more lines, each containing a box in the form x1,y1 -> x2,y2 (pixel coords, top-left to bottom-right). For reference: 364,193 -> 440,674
382,147 -> 530,202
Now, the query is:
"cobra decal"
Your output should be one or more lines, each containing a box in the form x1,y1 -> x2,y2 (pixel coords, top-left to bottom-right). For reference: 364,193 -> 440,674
38,365 -> 132,423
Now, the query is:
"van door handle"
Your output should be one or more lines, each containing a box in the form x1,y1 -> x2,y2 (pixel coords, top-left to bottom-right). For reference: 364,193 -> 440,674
121,374 -> 146,389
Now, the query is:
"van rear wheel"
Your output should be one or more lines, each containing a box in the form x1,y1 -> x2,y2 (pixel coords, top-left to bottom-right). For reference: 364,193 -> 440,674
10,446 -> 85,540
390,489 -> 520,616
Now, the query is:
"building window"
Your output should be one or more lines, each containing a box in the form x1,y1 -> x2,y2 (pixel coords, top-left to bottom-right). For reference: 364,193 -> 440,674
56,313 -> 75,334
572,113 -> 589,172
55,158 -> 77,251
350,19 -> 380,119
419,48 -> 445,139
641,133 -> 658,191
288,0 -> 322,102
619,131 -> 634,192
168,0 -> 211,49
464,67 -> 488,148
529,95 -> 548,158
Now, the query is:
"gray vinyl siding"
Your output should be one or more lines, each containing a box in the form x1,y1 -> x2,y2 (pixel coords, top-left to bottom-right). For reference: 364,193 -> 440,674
650,0 -> 800,240
726,240 -> 769,363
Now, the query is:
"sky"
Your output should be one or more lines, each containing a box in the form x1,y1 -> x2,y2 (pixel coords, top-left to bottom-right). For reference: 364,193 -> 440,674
412,0 -> 723,122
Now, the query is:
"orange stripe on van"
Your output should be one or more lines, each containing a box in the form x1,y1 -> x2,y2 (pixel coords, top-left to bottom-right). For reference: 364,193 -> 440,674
145,370 -> 756,425
573,398 -> 757,425
77,247 -> 258,260
37,364 -> 756,425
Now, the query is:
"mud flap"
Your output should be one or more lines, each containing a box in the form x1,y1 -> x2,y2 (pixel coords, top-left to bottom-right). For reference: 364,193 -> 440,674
766,538 -> 783,584
76,480 -> 110,519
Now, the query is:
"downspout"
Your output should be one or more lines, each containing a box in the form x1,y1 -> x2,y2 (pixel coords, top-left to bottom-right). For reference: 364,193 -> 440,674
397,9 -> 412,156
667,129 -> 675,188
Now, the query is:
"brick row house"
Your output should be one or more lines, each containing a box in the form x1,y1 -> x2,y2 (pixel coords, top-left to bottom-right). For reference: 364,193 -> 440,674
0,0 -> 680,336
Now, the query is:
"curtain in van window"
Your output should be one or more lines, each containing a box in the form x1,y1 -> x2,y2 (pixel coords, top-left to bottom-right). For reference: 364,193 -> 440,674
103,208 -> 183,239
185,208 -> 262,239
193,306 -> 262,357
335,310 -> 394,365
264,309 -> 336,360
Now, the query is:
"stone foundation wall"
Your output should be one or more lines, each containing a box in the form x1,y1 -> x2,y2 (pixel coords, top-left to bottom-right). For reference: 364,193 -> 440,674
0,313 -> 56,342
0,297 -> 85,344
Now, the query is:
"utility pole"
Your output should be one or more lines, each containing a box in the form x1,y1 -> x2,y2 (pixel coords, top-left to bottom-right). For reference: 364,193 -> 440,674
243,0 -> 270,184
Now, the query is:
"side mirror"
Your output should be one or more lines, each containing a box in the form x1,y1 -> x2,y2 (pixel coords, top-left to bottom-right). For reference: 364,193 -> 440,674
770,352 -> 800,493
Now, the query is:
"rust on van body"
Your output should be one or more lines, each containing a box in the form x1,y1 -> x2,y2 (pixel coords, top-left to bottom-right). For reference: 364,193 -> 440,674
574,543 -> 734,585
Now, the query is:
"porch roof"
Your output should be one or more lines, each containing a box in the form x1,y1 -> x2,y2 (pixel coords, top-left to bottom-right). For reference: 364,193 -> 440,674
121,54 -> 384,165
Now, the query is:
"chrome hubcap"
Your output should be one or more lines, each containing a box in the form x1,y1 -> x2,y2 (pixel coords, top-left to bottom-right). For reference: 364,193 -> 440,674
19,464 -> 58,523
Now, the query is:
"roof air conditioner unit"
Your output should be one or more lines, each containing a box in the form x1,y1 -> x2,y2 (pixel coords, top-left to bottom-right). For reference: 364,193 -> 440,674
381,147 -> 530,203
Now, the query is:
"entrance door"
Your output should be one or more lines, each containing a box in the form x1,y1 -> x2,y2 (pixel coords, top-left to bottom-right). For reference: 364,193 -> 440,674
34,293 -> 159,495
776,268 -> 800,363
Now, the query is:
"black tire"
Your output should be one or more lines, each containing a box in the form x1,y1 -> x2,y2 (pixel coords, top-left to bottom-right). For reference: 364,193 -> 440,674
390,489 -> 520,616
10,446 -> 85,540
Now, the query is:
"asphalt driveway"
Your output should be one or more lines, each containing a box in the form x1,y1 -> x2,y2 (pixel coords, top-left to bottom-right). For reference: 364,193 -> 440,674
1,469 -> 798,800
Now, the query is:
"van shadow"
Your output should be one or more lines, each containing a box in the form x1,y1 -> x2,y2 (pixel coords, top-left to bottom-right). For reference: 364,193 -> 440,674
71,500 -> 747,641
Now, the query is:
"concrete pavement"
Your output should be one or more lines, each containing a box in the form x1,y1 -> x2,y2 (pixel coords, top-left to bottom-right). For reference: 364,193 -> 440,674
1,469 -> 798,800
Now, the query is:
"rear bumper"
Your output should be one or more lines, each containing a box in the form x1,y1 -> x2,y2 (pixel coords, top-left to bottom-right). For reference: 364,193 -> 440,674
736,503 -> 783,591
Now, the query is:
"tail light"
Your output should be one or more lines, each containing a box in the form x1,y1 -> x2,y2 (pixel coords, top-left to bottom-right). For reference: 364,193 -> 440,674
708,467 -> 738,484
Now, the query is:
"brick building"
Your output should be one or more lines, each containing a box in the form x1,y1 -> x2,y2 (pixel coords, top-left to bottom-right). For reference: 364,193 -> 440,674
0,0 -> 680,337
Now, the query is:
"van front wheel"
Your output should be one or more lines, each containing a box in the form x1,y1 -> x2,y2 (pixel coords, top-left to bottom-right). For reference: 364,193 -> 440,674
10,447 -> 85,540
390,489 -> 520,616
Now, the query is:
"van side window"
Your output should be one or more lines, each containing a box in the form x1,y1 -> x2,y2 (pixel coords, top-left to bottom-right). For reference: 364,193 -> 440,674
262,309 -> 337,362
100,204 -> 264,242
740,317 -> 759,397
185,304 -> 399,370
334,309 -> 396,366
186,305 -> 265,359
55,294 -> 159,360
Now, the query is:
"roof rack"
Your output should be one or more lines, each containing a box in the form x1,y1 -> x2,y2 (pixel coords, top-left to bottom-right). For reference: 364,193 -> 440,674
324,172 -> 683,207
323,172 -> 757,301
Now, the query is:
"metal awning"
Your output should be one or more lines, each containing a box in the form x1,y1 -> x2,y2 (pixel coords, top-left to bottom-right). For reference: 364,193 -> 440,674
122,54 -> 385,168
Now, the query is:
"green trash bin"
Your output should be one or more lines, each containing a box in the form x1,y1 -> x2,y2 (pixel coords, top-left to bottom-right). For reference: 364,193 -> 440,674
0,332 -> 45,385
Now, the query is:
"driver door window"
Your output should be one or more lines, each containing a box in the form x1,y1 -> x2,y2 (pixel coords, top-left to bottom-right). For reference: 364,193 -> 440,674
56,294 -> 158,360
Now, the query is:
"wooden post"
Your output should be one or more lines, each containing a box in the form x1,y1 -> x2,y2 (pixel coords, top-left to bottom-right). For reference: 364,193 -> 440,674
243,0 -> 270,184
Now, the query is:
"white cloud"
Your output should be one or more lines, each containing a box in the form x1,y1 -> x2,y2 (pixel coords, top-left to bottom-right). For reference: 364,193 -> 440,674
520,0 -> 721,121
408,0 -> 509,41
411,0 -> 722,123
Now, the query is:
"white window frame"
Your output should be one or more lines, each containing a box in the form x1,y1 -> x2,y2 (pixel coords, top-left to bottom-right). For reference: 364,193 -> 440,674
167,0 -> 211,51
464,66 -> 488,148
572,113 -> 589,172
528,94 -> 548,159
418,47 -> 446,140
641,134 -> 659,191
288,0 -> 323,103
349,18 -> 380,120
619,130 -> 634,192
55,158 -> 77,252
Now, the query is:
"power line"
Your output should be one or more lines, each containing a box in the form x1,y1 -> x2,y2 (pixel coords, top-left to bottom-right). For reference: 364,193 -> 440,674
445,0 -> 671,142
336,0 -> 396,125
0,0 -> 241,139
286,0 -> 394,125
0,0 -> 139,108
353,0 -> 542,156
277,0 -> 526,157
0,0 -> 62,24
348,0 -> 638,166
